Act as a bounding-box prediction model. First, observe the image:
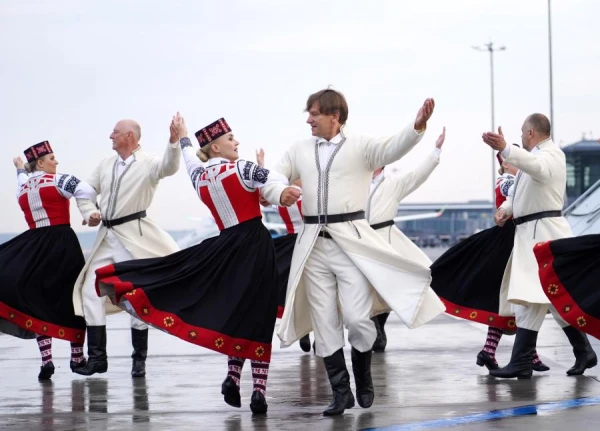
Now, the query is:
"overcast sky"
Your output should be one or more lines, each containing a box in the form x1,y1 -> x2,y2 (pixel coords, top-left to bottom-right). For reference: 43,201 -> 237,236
1,0 -> 598,233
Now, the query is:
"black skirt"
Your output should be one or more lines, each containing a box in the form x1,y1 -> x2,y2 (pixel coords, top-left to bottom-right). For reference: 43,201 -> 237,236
430,222 -> 517,330
535,233 -> 600,340
0,225 -> 86,342
273,233 -> 297,318
96,217 -> 279,362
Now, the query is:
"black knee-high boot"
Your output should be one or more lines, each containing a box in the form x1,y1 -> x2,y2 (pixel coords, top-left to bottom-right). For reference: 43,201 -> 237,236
372,313 -> 389,352
131,328 -> 148,378
351,347 -> 374,408
563,326 -> 598,375
322,349 -> 355,416
74,326 -> 108,376
489,328 -> 537,379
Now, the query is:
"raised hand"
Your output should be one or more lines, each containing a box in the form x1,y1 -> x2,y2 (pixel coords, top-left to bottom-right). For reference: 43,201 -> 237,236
482,126 -> 507,151
13,156 -> 25,169
435,127 -> 446,149
256,148 -> 265,167
414,98 -> 435,131
169,119 -> 179,144
172,112 -> 188,140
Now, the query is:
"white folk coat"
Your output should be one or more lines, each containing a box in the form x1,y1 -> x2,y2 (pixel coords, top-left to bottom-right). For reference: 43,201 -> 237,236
498,139 -> 573,312
261,124 -> 446,347
73,143 -> 182,316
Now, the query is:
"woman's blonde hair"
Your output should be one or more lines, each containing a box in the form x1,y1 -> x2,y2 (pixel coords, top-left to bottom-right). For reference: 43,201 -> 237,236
197,143 -> 214,163
24,155 -> 47,173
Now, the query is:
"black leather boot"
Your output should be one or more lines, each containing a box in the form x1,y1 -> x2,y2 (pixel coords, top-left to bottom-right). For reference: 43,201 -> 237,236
131,328 -> 148,378
249,391 -> 268,414
372,315 -> 387,352
476,350 -> 499,370
299,334 -> 311,353
351,347 -> 375,408
221,376 -> 242,408
38,362 -> 55,381
563,326 -> 598,375
489,328 -> 537,379
322,349 -> 355,416
74,326 -> 108,376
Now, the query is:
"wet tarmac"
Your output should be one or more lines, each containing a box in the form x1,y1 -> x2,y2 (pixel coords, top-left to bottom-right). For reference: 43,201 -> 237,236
1,311 -> 599,431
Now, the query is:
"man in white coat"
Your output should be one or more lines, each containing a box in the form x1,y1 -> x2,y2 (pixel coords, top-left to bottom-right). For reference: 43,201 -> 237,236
261,89 -> 445,416
73,119 -> 181,377
368,127 -> 445,352
483,113 -> 597,379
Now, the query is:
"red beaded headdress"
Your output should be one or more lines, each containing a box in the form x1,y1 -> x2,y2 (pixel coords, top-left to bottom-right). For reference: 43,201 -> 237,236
24,141 -> 53,163
195,118 -> 231,148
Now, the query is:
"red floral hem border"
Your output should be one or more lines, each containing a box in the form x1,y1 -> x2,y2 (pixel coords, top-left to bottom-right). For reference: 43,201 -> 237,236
96,269 -> 272,362
441,298 -> 516,330
0,302 -> 85,342
535,241 -> 600,340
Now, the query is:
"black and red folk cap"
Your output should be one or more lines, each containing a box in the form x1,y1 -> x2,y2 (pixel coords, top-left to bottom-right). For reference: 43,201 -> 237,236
24,141 -> 53,163
194,118 -> 231,148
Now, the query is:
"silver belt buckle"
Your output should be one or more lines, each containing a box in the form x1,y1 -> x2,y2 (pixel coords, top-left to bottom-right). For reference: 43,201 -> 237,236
317,214 -> 328,226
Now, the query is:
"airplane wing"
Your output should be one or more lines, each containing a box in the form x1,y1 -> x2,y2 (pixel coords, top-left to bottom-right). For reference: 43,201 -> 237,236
393,207 -> 446,223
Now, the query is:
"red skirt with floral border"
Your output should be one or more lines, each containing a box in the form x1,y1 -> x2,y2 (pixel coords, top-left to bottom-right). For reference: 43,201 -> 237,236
535,234 -> 600,340
95,217 -> 279,362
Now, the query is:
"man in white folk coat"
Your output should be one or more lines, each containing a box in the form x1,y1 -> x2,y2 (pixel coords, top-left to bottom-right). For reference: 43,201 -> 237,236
73,119 -> 181,377
368,127 -> 446,352
261,89 -> 445,416
483,113 -> 597,379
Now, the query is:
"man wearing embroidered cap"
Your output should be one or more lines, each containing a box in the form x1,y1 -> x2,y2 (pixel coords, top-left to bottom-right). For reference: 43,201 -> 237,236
261,89 -> 445,415
73,119 -> 181,377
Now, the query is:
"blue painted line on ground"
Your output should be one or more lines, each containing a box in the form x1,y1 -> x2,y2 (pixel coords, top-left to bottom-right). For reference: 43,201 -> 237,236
362,396 -> 600,431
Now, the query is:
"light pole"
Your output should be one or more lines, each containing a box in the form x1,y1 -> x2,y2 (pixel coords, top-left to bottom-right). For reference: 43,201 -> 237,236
473,42 -> 506,209
548,0 -> 555,140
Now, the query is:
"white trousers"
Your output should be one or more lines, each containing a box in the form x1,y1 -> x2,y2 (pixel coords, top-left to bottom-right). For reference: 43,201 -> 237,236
82,230 -> 148,330
303,237 -> 376,358
513,303 -> 569,331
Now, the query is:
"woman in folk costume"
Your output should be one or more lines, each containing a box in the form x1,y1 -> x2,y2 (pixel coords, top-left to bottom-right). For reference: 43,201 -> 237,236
429,147 -> 548,372
0,141 -> 98,380
534,235 -> 600,341
256,149 -> 312,352
366,127 -> 445,352
95,114 -> 298,415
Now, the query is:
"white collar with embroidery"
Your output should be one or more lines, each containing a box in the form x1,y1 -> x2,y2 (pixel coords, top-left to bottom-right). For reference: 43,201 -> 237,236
316,133 -> 344,145
207,157 -> 232,167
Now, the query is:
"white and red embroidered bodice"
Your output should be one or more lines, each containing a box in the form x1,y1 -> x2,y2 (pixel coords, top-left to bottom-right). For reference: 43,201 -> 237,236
278,198 -> 303,234
180,137 -> 290,231
16,170 -> 97,230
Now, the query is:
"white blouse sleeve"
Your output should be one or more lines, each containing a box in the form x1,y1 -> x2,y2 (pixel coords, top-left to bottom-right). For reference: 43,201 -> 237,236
55,173 -> 98,200
180,137 -> 206,190
236,160 -> 289,189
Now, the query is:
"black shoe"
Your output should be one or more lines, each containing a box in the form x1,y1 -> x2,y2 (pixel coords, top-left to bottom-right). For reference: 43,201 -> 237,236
532,361 -> 550,372
38,362 -> 55,381
351,347 -> 374,408
131,328 -> 148,378
221,376 -> 241,408
299,335 -> 311,353
250,391 -> 268,415
563,326 -> 598,376
489,328 -> 537,379
476,350 -> 499,370
322,349 -> 355,416
74,326 -> 108,376
70,359 -> 87,372
372,316 -> 387,352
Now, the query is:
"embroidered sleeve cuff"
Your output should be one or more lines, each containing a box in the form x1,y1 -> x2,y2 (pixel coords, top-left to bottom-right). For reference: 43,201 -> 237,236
16,168 -> 27,176
179,137 -> 193,149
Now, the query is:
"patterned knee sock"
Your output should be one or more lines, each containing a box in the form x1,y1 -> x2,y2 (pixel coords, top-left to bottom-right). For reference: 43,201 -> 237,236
532,349 -> 542,364
251,360 -> 270,396
70,342 -> 85,363
36,336 -> 53,365
227,356 -> 245,386
482,327 -> 503,361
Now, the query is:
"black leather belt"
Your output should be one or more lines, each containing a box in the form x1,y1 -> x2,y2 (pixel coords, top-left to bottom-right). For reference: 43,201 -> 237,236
304,211 -> 365,225
513,210 -> 561,226
102,210 -> 147,229
370,220 -> 394,230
